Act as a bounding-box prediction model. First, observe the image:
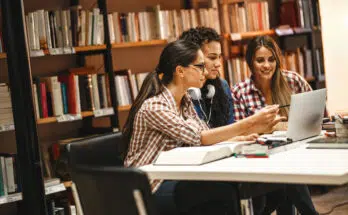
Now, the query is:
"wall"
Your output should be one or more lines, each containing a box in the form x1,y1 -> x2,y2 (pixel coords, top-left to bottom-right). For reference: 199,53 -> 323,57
319,0 -> 348,115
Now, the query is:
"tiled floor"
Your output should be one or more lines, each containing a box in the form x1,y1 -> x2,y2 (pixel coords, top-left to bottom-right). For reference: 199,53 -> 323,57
312,185 -> 348,215
270,185 -> 348,215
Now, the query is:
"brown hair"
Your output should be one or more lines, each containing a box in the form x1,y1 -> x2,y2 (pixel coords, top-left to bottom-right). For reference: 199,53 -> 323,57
122,40 -> 201,156
245,35 -> 292,117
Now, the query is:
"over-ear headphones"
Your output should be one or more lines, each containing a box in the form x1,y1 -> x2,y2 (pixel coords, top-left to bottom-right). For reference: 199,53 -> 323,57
188,84 -> 215,124
188,84 -> 215,100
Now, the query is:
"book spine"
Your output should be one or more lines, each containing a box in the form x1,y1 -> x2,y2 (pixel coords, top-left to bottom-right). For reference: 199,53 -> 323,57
74,75 -> 81,114
4,157 -> 16,193
40,82 -> 48,118
91,74 -> 100,110
0,157 -> 8,196
97,75 -> 105,108
0,157 -> 4,196
78,75 -> 88,111
60,83 -> 68,114
34,79 -> 43,118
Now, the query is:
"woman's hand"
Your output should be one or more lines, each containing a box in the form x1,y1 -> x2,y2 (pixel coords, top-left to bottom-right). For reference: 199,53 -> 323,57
251,105 -> 287,134
274,121 -> 288,131
228,133 -> 259,142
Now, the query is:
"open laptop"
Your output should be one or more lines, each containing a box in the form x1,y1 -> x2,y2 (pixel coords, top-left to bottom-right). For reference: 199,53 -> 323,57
269,88 -> 327,142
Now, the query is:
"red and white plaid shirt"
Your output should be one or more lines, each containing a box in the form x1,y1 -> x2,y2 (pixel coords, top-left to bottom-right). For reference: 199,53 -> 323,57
232,70 -> 312,120
124,87 -> 209,192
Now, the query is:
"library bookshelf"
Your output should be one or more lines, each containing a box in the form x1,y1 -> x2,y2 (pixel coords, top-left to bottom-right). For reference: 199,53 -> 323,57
112,40 -> 167,49
223,30 -> 275,41
74,45 -> 107,52
118,105 -> 132,112
63,181 -> 73,188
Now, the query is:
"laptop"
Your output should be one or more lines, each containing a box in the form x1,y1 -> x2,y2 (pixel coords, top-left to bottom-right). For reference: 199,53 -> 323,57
268,88 -> 327,142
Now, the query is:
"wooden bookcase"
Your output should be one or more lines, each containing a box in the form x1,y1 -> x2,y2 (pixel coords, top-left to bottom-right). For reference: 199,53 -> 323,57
191,0 -> 324,90
0,0 -> 121,213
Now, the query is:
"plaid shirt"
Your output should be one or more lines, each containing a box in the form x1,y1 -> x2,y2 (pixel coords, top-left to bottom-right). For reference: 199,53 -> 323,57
232,70 -> 312,120
124,87 -> 209,192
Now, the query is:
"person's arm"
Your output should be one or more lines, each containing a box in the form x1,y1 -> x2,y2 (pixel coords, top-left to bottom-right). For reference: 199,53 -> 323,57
221,79 -> 235,124
201,105 -> 284,145
142,98 -> 283,146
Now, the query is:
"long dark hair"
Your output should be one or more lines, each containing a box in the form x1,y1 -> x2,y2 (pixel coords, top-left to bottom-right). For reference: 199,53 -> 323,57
180,27 -> 230,127
122,40 -> 200,154
245,35 -> 291,117
202,79 -> 230,127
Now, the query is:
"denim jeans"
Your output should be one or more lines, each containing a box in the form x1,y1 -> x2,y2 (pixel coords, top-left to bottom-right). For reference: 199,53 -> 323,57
154,180 -> 240,215
251,184 -> 318,215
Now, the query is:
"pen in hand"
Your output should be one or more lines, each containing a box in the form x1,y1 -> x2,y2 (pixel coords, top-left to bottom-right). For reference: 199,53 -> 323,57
279,104 -> 290,108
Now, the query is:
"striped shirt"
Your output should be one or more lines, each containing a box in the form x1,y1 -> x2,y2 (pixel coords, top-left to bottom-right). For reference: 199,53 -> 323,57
232,70 -> 312,120
124,87 -> 209,192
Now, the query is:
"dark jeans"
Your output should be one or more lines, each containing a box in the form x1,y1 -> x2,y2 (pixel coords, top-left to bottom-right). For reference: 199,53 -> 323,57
154,180 -> 240,215
252,184 -> 318,215
154,181 -> 317,215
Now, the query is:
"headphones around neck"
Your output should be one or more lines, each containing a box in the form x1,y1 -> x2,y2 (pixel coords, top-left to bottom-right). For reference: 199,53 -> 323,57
188,84 -> 215,100
188,84 -> 215,124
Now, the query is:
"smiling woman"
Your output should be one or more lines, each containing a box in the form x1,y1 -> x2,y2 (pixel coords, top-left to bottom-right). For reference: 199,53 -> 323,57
232,35 -> 312,120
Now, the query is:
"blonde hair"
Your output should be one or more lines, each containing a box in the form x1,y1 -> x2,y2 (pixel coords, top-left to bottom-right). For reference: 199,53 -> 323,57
245,36 -> 292,117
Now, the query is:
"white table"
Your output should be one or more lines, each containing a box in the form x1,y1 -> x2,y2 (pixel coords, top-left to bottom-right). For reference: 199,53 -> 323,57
140,138 -> 348,185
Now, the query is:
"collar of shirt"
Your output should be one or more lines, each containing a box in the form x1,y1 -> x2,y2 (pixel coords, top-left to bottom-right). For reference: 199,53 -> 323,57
245,76 -> 264,95
161,87 -> 191,117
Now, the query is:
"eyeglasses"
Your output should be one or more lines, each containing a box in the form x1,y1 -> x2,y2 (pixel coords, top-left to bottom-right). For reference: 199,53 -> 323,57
189,63 -> 205,73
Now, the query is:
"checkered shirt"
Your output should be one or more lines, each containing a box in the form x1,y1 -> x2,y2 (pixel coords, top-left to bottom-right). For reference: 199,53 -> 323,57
232,70 -> 312,120
124,87 -> 209,192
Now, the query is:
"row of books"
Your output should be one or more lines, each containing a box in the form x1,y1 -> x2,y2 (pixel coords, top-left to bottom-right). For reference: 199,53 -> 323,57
279,0 -> 317,29
0,12 -> 3,53
114,70 -> 149,106
108,6 -> 221,43
0,84 -> 13,127
0,154 -> 20,197
225,57 -> 251,86
32,67 -> 113,119
315,48 -> 325,81
47,198 -> 77,215
335,112 -> 348,138
26,7 -> 104,51
221,1 -> 270,34
282,47 -> 314,79
45,178 -> 78,215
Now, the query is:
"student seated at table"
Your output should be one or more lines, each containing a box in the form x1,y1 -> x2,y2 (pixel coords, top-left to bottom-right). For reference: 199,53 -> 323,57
232,35 -> 317,215
232,35 -> 312,124
122,39 -> 282,215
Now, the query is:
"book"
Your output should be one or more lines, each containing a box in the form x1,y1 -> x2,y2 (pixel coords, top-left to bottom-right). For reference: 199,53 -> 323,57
336,112 -> 348,124
154,141 -> 267,166
307,137 -> 348,149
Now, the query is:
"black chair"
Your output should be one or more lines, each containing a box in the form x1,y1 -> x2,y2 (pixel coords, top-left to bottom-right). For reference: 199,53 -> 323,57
71,165 -> 158,215
67,132 -> 125,168
67,132 -> 158,215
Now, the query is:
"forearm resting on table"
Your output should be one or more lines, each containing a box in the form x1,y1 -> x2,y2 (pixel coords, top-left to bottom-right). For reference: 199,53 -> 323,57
200,117 -> 256,145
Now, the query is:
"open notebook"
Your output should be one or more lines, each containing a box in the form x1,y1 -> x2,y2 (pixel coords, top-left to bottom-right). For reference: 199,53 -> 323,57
154,141 -> 268,166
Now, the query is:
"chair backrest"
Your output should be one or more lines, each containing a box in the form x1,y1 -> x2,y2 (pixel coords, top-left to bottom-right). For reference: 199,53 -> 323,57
71,165 -> 158,215
67,132 -> 124,168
